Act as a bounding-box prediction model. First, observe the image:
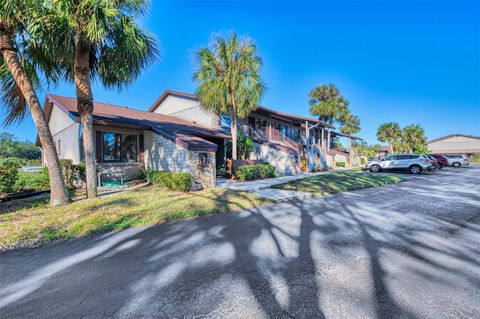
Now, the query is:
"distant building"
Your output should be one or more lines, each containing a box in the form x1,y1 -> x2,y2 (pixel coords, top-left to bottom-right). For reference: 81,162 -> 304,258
376,145 -> 392,158
427,134 -> 480,156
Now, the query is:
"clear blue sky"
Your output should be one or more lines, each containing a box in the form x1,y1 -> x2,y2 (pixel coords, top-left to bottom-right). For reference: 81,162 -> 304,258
2,0 -> 479,145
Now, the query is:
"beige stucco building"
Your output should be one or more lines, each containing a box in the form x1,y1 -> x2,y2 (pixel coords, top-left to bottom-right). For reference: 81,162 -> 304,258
427,134 -> 480,156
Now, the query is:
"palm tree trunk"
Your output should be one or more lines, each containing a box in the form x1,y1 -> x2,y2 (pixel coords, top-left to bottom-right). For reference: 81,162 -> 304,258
74,38 -> 97,198
230,108 -> 238,160
0,23 -> 70,206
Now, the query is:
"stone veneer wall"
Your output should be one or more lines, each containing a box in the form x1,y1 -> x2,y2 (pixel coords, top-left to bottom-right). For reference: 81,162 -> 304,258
189,151 -> 216,190
251,143 -> 302,175
144,131 -> 216,190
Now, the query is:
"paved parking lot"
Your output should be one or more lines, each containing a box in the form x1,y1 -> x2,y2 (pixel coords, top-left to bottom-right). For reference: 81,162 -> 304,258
1,165 -> 479,318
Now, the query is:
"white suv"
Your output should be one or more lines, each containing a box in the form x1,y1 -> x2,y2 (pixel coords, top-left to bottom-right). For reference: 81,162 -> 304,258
365,154 -> 433,174
443,154 -> 470,167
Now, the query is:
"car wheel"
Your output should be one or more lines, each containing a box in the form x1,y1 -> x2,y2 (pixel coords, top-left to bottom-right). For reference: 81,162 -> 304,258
453,162 -> 461,168
409,165 -> 422,174
370,164 -> 381,172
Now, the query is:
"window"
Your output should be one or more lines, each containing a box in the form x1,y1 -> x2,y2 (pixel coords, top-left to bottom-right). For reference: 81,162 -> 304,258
220,115 -> 231,128
102,132 -> 137,162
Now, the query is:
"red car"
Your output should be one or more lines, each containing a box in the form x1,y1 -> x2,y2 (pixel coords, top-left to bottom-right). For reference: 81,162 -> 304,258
429,154 -> 449,168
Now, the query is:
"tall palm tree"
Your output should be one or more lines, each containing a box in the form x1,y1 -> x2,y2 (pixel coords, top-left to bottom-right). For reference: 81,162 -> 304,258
340,112 -> 361,149
402,124 -> 426,153
0,0 -> 70,206
309,84 -> 339,123
44,0 -> 159,198
376,122 -> 402,153
340,112 -> 361,136
309,84 -> 348,149
193,33 -> 265,160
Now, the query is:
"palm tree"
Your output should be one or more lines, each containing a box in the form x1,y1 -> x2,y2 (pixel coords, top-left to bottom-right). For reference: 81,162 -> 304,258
309,84 -> 339,123
339,112 -> 361,136
0,0 -> 70,206
339,111 -> 361,164
402,124 -> 426,153
376,122 -> 402,153
44,0 -> 159,198
193,33 -> 265,160
309,84 -> 349,149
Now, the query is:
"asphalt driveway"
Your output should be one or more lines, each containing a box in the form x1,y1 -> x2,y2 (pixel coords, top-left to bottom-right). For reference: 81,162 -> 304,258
1,166 -> 479,319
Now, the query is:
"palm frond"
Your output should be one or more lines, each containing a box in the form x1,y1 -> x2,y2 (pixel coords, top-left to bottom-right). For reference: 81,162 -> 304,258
193,32 -> 265,119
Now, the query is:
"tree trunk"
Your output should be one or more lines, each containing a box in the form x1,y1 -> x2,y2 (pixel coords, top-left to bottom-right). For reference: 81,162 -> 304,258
0,24 -> 70,206
74,38 -> 97,198
230,108 -> 238,160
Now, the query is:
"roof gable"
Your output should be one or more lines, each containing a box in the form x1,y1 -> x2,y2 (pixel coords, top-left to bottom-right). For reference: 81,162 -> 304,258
148,90 -> 334,128
427,134 -> 480,144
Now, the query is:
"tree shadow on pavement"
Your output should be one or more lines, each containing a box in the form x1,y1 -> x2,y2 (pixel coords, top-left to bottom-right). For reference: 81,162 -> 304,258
1,173 -> 479,318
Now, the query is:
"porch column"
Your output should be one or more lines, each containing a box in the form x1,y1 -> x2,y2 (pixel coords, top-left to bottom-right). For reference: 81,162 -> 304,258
305,120 -> 309,172
321,127 -> 325,149
268,118 -> 272,140
327,129 -> 331,151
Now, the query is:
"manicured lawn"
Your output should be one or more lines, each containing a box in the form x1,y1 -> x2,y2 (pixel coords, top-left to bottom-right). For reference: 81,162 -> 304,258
273,171 -> 403,195
0,186 -> 271,250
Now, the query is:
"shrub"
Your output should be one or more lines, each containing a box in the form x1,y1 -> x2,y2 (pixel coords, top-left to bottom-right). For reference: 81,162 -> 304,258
15,168 -> 50,192
0,165 -> 18,194
146,170 -> 192,191
216,165 -> 231,178
236,163 -> 276,181
336,162 -> 346,167
471,154 -> 480,163
258,164 -> 276,179
360,158 -> 366,165
0,157 -> 26,168
26,159 -> 42,166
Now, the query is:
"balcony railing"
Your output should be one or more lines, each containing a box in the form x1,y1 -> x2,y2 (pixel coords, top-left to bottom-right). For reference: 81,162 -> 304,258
248,125 -> 302,151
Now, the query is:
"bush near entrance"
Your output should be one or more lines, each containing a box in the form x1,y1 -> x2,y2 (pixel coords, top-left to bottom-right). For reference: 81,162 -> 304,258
336,161 -> 346,167
146,170 -> 192,191
236,163 -> 276,181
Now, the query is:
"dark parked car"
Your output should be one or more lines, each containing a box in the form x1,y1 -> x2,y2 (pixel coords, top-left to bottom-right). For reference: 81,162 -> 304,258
429,154 -> 448,168
425,154 -> 440,170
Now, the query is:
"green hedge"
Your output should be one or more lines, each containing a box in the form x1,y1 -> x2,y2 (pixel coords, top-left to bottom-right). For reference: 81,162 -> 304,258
0,166 -> 18,194
0,157 -> 26,168
360,158 -> 366,165
15,168 -> 50,192
146,170 -> 192,191
336,162 -> 346,167
236,163 -> 276,181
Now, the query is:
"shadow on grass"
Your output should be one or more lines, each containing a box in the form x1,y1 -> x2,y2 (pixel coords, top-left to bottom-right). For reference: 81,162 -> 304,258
273,171 -> 402,195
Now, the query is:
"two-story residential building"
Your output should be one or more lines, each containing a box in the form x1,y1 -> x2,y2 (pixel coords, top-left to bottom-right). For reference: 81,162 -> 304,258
39,90 -> 355,189
148,90 -> 335,175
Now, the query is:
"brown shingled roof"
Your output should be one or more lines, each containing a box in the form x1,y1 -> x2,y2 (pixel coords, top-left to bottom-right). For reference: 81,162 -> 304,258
43,94 -> 229,151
